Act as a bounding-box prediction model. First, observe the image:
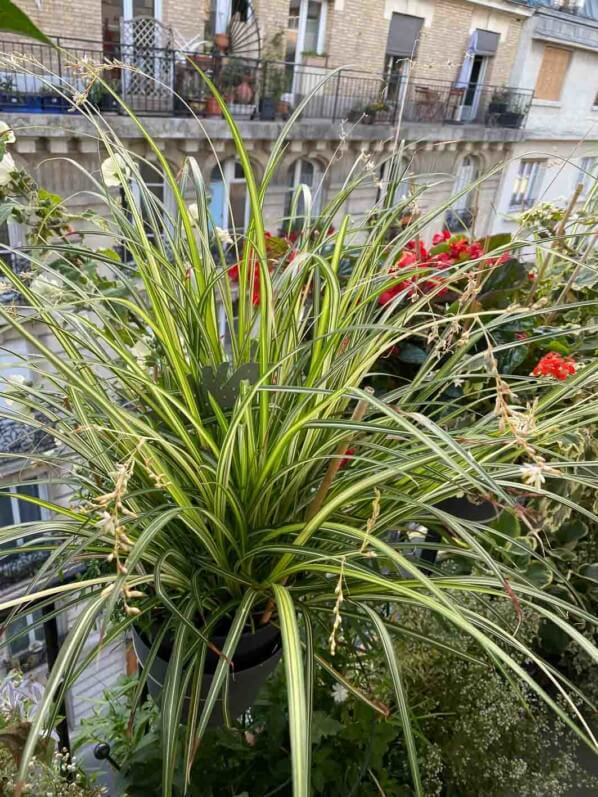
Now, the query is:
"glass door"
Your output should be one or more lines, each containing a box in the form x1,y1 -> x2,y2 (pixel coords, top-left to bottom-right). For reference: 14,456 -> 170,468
459,54 -> 487,122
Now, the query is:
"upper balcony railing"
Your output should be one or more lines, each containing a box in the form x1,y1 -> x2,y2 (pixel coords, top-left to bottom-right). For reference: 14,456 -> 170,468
516,0 -> 598,19
0,37 -> 533,130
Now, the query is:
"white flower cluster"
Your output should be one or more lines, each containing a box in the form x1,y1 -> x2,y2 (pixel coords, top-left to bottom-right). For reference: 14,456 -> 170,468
100,152 -> 131,187
0,119 -> 17,187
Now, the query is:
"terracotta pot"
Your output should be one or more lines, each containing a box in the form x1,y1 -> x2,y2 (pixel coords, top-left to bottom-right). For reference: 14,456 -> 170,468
206,96 -> 222,116
235,79 -> 254,104
214,32 -> 230,51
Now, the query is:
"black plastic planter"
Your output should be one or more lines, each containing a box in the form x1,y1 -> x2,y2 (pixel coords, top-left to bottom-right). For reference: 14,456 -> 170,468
259,97 -> 276,121
436,495 -> 498,523
132,621 -> 281,725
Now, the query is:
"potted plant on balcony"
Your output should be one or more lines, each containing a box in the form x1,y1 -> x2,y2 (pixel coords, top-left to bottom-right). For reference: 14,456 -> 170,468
488,87 -> 509,116
0,82 -> 597,797
365,99 -> 390,123
301,51 -> 328,68
219,59 -> 255,120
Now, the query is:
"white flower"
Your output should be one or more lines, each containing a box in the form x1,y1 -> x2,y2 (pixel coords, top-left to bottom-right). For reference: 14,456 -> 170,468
215,226 -> 233,246
0,121 -> 15,144
519,463 -> 545,490
0,151 -> 17,186
4,373 -> 29,410
331,683 -> 348,704
131,337 -> 151,366
188,202 -> 199,224
101,153 -> 131,187
31,274 -> 63,304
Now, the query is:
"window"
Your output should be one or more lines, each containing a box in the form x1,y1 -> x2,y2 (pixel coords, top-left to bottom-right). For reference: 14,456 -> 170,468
0,482 -> 46,548
452,155 -> 479,212
578,156 -> 597,196
377,158 -> 410,207
0,217 -> 24,274
5,609 -> 45,658
535,46 -> 571,101
286,0 -> 327,61
445,155 -> 479,231
510,159 -> 545,210
286,159 -> 321,218
129,161 -> 175,243
209,159 -> 249,232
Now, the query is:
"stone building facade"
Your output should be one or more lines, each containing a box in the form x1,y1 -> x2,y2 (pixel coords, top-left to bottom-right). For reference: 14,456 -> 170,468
493,2 -> 598,231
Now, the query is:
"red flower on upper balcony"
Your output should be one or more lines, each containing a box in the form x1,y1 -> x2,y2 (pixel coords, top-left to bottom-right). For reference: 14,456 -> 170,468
532,352 -> 577,381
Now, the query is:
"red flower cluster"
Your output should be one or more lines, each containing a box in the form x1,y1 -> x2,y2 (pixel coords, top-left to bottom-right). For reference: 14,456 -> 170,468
339,447 -> 356,469
532,352 -> 577,381
378,233 -> 512,307
432,230 -> 451,245
228,261 -> 269,305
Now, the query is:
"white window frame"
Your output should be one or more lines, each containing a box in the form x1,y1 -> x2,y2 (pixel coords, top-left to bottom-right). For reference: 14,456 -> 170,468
294,0 -> 328,60
510,159 -> 545,210
0,218 -> 25,263
130,163 -> 176,239
0,482 -> 50,541
578,156 -> 596,197
5,609 -> 45,659
287,158 -> 322,217
211,158 -> 250,232
452,155 -> 479,212
122,0 -> 162,22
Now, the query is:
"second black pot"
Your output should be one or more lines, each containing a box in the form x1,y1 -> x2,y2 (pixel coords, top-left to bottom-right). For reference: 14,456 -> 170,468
132,621 -> 281,726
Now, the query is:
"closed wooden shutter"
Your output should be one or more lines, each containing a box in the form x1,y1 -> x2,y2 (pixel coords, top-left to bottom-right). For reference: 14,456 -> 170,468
535,46 -> 571,101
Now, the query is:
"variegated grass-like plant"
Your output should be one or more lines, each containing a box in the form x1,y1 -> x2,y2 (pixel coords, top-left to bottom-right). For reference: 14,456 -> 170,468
0,63 -> 597,797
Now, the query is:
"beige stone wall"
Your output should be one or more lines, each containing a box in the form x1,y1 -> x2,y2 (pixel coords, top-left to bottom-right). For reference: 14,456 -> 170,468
412,0 -> 523,86
325,0 -> 388,73
487,17 -> 524,86
254,0 -> 290,57
11,0 -> 102,43
163,0 -> 209,46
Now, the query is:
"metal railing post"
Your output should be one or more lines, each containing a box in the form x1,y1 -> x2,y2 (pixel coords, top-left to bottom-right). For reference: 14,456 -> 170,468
42,602 -> 71,752
331,68 -> 342,122
55,36 -> 63,86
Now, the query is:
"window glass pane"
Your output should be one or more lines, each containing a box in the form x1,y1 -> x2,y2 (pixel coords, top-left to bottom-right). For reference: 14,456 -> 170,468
579,157 -> 596,195
132,0 -> 155,16
0,220 -> 12,268
0,493 -> 14,527
16,483 -> 41,524
234,161 -> 245,180
7,613 -> 29,655
304,1 -> 322,52
299,160 -> 315,186
229,181 -> 247,230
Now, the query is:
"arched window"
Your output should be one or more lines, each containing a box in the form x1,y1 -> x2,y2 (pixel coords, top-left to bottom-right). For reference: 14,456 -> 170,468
446,155 -> 479,232
209,159 -> 249,232
452,155 -> 479,212
286,158 -> 322,218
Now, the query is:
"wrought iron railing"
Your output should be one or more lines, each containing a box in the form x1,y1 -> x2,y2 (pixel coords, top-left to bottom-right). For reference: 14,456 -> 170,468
0,37 -> 533,129
516,0 -> 596,17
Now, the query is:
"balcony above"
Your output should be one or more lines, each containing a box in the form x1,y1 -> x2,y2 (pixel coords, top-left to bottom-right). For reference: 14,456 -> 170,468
0,37 -> 533,132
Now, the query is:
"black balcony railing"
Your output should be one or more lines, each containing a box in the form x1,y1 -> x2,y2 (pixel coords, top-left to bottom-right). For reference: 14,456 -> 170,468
0,36 -> 533,129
